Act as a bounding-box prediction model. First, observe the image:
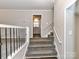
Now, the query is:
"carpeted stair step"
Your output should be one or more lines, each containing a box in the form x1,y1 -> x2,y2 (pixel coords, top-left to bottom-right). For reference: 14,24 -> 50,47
26,54 -> 57,58
29,44 -> 55,48
25,37 -> 57,59
26,48 -> 57,57
30,40 -> 52,44
30,38 -> 52,40
28,47 -> 55,51
27,48 -> 57,55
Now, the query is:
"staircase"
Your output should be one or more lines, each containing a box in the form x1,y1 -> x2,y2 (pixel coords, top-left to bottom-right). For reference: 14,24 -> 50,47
25,32 -> 57,59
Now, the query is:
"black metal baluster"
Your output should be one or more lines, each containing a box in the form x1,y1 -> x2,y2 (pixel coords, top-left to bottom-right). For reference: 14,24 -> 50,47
10,28 -> 12,55
5,28 -> 7,59
13,28 -> 15,53
0,28 -> 1,59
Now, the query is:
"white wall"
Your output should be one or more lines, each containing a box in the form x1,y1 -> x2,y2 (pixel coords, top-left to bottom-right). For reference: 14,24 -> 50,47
54,0 -> 76,59
66,4 -> 75,59
0,9 -> 53,38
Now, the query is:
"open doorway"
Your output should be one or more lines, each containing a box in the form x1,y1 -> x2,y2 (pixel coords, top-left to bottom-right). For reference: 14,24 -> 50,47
33,15 -> 41,38
65,0 -> 79,59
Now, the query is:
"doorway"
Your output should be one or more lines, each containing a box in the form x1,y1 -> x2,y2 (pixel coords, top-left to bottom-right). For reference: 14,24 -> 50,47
33,15 -> 41,38
65,1 -> 78,59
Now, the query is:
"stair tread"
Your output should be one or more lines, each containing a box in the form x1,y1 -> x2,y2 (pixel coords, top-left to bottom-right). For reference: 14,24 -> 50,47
30,37 -> 48,39
26,57 -> 57,59
26,53 -> 57,58
30,42 -> 52,45
30,39 -> 51,42
28,50 -> 53,54
27,48 -> 57,56
27,50 -> 57,55
28,47 -> 55,50
29,44 -> 53,47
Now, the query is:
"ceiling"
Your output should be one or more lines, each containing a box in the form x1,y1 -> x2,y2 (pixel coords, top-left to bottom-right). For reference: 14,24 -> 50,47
0,0 -> 54,10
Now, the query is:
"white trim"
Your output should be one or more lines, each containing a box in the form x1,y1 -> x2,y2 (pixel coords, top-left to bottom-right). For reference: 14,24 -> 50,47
65,0 -> 77,9
7,27 -> 29,59
64,8 -> 66,59
26,55 -> 57,59
23,27 -> 30,59
7,42 -> 27,59
54,42 -> 61,59
64,0 -> 77,59
12,43 -> 27,59
0,9 -> 53,11
53,26 -> 62,59
0,24 -> 26,28
23,41 -> 30,59
53,27 -> 62,44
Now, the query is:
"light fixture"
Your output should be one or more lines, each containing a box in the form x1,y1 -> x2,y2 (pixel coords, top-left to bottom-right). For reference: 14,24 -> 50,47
34,18 -> 39,22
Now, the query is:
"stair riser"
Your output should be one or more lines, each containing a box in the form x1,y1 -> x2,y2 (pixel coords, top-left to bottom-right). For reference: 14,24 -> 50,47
28,48 -> 55,51
27,53 -> 57,57
29,45 -> 55,48
26,57 -> 57,59
27,49 -> 57,56
30,38 -> 49,40
29,46 -> 55,49
30,40 -> 54,44
30,40 -> 52,42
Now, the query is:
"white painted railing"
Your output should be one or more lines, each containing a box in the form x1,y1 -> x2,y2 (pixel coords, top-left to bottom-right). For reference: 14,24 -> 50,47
53,27 -> 62,59
0,24 -> 29,59
43,23 -> 53,37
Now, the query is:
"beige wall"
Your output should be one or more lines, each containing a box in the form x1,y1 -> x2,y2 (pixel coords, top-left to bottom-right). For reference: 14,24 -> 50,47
54,0 -> 76,59
0,9 -> 53,38
75,1 -> 79,59
75,15 -> 79,59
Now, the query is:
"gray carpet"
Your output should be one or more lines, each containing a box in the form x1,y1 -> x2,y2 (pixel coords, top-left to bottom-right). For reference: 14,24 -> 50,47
26,37 -> 57,59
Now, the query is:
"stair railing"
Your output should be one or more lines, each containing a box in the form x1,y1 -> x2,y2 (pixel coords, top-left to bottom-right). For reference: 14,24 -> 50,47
43,22 -> 54,35
0,24 -> 28,59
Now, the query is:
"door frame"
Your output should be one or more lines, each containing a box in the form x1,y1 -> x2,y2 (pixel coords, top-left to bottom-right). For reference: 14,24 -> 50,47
64,0 -> 77,59
32,15 -> 42,37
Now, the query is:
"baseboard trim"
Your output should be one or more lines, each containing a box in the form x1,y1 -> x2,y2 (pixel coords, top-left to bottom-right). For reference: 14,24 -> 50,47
54,42 -> 61,59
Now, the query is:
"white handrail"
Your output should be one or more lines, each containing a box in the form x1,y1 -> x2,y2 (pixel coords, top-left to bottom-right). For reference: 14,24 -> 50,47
53,27 -> 62,44
0,24 -> 25,28
0,24 -> 29,59
43,23 -> 53,31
